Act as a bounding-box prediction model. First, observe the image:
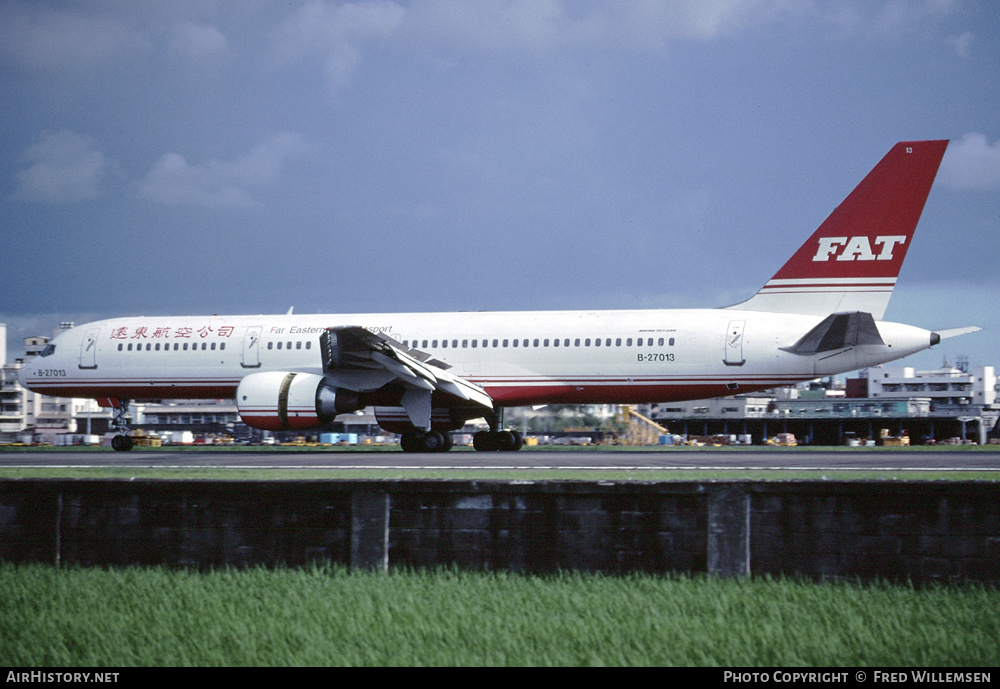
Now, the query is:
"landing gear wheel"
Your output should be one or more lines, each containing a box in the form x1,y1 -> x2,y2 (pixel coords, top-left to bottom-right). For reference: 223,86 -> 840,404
496,430 -> 517,451
400,430 -> 453,453
473,430 -> 497,451
473,430 -> 524,452
508,430 -> 524,451
108,399 -> 133,452
400,432 -> 418,453
419,431 -> 446,452
111,434 -> 134,452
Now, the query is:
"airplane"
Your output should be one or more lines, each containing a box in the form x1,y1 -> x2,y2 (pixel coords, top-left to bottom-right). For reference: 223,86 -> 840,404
20,140 -> 980,452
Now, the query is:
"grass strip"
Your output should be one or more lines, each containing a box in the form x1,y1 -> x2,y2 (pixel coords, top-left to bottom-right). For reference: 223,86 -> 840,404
1,563 -> 997,666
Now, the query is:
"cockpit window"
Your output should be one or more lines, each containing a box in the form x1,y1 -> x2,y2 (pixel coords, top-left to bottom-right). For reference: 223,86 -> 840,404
39,344 -> 56,357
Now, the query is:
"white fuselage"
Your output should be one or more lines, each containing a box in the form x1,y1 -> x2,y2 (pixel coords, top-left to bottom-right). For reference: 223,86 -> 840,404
20,308 -> 935,406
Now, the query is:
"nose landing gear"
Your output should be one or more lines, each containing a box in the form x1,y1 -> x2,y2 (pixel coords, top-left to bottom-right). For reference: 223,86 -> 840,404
109,399 -> 134,452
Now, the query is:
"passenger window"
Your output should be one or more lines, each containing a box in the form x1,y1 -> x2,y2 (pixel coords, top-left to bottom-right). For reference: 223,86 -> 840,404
462,340 -> 468,348
212,343 -> 217,350
267,342 -> 273,349
304,342 -> 309,350
595,338 -> 601,347
553,339 -> 559,347
669,338 -> 675,346
533,339 -> 539,347
564,339 -> 569,347
659,338 -> 665,346
127,343 -> 133,351
513,339 -> 518,347
543,339 -> 549,347
574,338 -> 580,347
146,343 -> 152,351
616,338 -> 622,346
155,343 -> 160,351
492,339 -> 498,348
296,341 -> 301,350
471,340 -> 477,348
626,338 -> 632,346
585,338 -> 591,346
118,344 -> 123,351
452,340 -> 458,348
277,342 -> 282,350
502,339 -> 508,347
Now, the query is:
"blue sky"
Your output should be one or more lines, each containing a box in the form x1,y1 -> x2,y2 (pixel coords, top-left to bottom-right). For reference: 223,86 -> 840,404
2,0 -> 998,374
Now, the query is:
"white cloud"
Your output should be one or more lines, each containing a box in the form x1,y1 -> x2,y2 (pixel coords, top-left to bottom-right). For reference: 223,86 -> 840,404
138,133 -> 307,208
12,131 -> 109,203
0,3 -> 149,73
399,0 -> 767,54
168,23 -> 229,64
271,0 -> 406,88
946,31 -> 974,58
394,0 -> 963,57
938,133 -> 1000,191
817,0 -> 959,35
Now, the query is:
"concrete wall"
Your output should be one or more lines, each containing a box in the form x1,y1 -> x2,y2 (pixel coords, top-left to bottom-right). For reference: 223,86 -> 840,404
1,479 -> 998,582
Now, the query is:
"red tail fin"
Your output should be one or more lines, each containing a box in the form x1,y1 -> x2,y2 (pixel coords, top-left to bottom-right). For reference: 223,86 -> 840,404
731,140 -> 948,319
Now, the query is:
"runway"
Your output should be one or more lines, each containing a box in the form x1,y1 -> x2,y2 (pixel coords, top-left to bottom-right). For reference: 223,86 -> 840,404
2,448 -> 999,472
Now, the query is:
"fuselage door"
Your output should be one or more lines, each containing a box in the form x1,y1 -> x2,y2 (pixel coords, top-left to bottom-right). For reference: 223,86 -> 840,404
724,320 -> 746,367
79,327 -> 100,369
242,326 -> 263,368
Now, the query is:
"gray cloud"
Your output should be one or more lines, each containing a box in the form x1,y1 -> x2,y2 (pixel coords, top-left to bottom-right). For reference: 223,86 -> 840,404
270,0 -> 406,89
939,133 -> 1000,191
137,133 -> 307,208
12,131 -> 109,203
0,3 -> 149,73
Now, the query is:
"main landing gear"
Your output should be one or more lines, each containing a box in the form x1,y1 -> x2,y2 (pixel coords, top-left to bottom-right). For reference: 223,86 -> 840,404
472,429 -> 524,451
109,399 -> 134,452
397,409 -> 524,452
471,407 -> 525,451
399,430 -> 454,453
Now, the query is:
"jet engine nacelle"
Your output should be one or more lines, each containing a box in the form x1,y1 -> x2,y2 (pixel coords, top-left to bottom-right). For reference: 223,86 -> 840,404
236,371 -> 362,431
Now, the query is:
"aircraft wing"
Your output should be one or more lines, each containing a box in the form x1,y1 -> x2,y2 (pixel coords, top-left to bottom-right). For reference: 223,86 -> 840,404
319,326 -> 493,429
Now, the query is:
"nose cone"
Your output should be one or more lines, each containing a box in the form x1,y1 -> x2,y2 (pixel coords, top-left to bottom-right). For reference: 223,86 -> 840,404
930,332 -> 941,347
17,360 -> 31,390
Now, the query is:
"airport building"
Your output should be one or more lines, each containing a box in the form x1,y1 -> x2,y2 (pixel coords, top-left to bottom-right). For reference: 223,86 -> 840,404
652,362 -> 1000,445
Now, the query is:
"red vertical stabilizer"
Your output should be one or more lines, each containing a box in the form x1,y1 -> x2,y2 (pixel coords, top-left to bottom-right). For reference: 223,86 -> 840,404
730,140 -> 948,319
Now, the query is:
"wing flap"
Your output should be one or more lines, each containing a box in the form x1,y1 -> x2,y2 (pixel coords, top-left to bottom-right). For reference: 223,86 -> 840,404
320,326 -> 494,427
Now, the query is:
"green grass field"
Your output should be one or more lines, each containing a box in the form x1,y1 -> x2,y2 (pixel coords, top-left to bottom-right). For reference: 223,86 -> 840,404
1,563 -> 998,667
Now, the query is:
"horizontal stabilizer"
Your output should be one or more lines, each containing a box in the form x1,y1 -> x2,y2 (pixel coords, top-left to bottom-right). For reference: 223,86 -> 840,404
932,326 -> 981,342
781,312 -> 883,355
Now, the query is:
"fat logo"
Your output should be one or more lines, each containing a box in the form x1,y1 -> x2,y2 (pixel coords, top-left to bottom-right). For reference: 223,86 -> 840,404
812,235 -> 906,262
